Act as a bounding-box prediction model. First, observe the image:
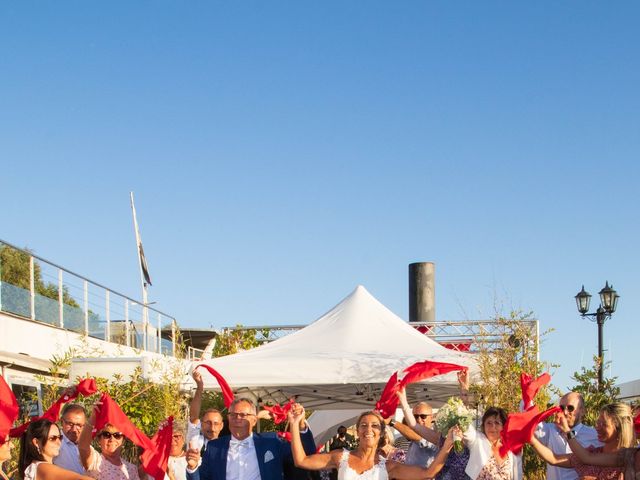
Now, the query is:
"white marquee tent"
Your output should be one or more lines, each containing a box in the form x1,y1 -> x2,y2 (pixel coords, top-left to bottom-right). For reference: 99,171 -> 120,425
197,285 -> 478,413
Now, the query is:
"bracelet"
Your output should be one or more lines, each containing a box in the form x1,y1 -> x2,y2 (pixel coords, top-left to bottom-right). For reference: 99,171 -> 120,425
566,430 -> 576,440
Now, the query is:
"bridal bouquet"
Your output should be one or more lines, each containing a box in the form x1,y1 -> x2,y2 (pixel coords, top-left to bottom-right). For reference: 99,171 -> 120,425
434,397 -> 474,453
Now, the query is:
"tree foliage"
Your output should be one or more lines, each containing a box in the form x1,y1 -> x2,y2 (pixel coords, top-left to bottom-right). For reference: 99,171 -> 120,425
471,310 -> 558,480
212,325 -> 270,357
570,356 -> 620,426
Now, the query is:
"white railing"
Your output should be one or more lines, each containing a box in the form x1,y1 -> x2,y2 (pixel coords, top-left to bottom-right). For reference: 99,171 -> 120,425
0,239 -> 178,357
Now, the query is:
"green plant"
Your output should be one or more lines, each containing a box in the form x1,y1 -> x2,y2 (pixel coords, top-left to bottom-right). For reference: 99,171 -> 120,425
570,356 -> 620,426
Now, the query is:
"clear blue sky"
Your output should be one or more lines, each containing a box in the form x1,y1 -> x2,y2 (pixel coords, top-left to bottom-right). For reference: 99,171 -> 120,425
2,1 -> 638,393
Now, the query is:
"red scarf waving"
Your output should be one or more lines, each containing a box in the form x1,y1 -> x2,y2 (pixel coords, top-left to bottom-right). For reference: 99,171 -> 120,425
375,372 -> 400,419
10,378 -> 98,437
195,365 -> 234,408
139,417 -> 173,480
0,376 -> 19,439
520,373 -> 551,410
398,361 -> 467,389
499,405 -> 562,457
263,399 -> 295,425
93,393 -> 154,450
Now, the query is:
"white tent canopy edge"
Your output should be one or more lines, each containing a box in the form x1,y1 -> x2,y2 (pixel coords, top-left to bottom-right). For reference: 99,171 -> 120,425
195,285 -> 479,410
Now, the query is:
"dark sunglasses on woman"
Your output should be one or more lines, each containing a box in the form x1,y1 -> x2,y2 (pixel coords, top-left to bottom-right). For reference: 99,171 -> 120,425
100,432 -> 124,440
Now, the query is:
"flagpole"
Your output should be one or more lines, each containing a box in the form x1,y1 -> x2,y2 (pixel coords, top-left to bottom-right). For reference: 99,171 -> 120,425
130,192 -> 149,351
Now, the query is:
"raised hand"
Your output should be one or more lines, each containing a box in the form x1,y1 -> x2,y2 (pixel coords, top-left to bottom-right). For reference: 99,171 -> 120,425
555,411 -> 571,433
457,369 -> 469,391
186,447 -> 201,469
192,370 -> 204,389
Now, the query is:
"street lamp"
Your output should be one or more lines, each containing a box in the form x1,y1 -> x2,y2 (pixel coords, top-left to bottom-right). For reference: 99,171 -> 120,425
574,282 -> 619,390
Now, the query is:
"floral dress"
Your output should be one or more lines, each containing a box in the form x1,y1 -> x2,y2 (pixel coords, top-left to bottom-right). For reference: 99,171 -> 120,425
570,446 -> 623,480
475,454 -> 513,480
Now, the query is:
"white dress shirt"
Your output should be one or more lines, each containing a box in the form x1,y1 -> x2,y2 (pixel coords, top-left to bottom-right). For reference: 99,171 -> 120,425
53,434 -> 89,474
226,435 -> 261,480
535,422 -> 601,480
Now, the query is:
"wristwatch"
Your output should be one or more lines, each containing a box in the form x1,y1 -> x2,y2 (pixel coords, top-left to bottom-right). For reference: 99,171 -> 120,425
566,430 -> 576,440
389,420 -> 396,427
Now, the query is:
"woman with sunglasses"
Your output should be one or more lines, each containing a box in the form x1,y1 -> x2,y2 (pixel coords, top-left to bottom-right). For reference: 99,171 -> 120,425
529,402 -> 635,479
18,418 -> 93,480
288,407 -> 457,480
78,409 -> 140,480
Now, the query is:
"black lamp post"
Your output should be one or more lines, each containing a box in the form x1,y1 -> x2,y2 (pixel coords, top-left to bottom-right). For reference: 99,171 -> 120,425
574,282 -> 619,390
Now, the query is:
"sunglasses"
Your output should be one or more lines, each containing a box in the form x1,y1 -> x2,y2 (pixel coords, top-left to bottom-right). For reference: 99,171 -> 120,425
559,405 -> 576,413
100,432 -> 124,440
47,435 -> 63,442
415,414 -> 432,420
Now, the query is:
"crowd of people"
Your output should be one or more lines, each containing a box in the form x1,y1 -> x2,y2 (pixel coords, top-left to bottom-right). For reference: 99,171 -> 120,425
1,368 -> 638,480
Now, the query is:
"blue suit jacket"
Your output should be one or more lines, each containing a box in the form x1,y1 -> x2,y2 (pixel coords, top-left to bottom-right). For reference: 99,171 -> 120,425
186,429 -> 316,480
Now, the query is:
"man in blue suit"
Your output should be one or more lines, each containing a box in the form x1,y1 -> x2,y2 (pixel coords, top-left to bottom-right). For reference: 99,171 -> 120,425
186,397 -> 316,480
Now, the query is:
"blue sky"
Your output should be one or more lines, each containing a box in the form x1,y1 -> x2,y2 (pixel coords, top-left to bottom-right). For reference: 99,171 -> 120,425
1,1 -> 638,392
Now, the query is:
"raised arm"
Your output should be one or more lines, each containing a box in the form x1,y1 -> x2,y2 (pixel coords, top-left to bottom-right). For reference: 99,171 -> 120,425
457,370 -> 471,407
288,407 -> 338,470
396,388 -> 440,444
386,430 -> 454,480
78,406 -> 97,469
529,435 -> 572,468
552,414 -> 621,468
189,370 -> 204,424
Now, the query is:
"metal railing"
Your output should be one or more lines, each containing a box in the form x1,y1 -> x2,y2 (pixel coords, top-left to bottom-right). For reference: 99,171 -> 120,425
221,319 -> 539,354
0,239 -> 178,357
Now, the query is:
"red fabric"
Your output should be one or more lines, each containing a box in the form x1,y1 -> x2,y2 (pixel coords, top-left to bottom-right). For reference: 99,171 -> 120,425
277,431 -> 292,442
139,417 -> 173,480
499,405 -> 562,457
375,372 -> 400,419
0,376 -> 19,439
399,361 -> 467,388
93,393 -> 154,450
520,372 -> 551,409
633,412 -> 640,436
195,364 -> 234,408
10,378 -> 98,437
263,399 -> 295,425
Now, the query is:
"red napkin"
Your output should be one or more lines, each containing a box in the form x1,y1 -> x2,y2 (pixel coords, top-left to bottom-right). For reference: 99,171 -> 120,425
263,398 -> 295,425
139,417 -> 173,480
10,378 -> 98,437
633,411 -> 640,436
277,431 -> 292,442
499,405 -> 562,457
520,373 -> 551,409
375,372 -> 400,419
399,361 -> 467,389
195,364 -> 234,408
93,392 -> 154,450
0,376 -> 19,439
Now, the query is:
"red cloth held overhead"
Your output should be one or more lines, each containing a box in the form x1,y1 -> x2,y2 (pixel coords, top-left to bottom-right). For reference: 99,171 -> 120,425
398,361 -> 467,388
139,417 -> 173,480
520,372 -> 551,409
375,372 -> 400,419
499,405 -> 562,457
263,399 -> 295,425
10,378 -> 98,437
0,376 -> 19,439
93,392 -> 154,450
195,364 -> 234,408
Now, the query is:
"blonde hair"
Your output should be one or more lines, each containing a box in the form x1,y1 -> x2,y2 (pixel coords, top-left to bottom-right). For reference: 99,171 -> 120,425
600,402 -> 635,449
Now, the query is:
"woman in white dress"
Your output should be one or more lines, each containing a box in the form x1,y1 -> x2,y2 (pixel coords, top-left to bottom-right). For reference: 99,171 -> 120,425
18,418 -> 93,480
289,407 -> 455,480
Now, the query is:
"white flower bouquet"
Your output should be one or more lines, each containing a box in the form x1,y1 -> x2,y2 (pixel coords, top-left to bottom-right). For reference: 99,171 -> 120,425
434,397 -> 474,453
